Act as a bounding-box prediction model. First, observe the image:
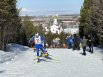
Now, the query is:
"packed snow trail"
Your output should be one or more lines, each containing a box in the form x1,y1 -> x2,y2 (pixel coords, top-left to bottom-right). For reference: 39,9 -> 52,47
0,47 -> 103,77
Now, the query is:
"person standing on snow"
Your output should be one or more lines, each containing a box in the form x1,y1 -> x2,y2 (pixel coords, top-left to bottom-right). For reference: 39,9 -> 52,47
81,36 -> 88,55
77,36 -> 82,50
66,35 -> 73,49
72,34 -> 78,50
88,35 -> 94,53
29,32 -> 48,62
52,37 -> 60,48
72,34 -> 81,50
55,37 -> 60,48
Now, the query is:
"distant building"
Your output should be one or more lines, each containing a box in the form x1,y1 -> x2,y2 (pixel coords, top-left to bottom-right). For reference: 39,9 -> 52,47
50,14 -> 63,34
21,14 -> 79,34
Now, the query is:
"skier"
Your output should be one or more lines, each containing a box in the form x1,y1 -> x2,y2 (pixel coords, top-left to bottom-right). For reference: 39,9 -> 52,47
29,32 -> 48,62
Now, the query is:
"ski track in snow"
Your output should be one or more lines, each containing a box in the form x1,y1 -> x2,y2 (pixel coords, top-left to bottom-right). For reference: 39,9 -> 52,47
0,46 -> 103,77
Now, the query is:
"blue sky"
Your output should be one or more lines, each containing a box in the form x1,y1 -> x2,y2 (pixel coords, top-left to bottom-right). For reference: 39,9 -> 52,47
17,0 -> 84,16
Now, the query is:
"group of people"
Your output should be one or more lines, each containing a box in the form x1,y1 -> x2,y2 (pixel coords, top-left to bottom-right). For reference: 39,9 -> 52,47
81,35 -> 94,55
66,34 -> 94,55
66,34 -> 81,50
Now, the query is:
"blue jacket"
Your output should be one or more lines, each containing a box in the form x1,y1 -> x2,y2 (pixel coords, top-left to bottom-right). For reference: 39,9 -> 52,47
29,35 -> 44,45
66,37 -> 73,44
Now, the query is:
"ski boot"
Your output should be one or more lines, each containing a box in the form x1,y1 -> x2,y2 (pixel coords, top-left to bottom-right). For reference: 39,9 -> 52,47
37,56 -> 40,63
44,52 -> 49,58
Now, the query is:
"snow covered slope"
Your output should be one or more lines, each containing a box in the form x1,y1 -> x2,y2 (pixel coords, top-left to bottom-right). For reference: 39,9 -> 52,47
0,46 -> 103,77
0,44 -> 29,64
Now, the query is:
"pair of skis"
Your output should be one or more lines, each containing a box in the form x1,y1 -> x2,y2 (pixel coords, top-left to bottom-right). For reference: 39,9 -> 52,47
33,56 -> 60,63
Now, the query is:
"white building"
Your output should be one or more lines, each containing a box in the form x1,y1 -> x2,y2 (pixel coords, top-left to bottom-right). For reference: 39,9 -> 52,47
50,15 -> 63,34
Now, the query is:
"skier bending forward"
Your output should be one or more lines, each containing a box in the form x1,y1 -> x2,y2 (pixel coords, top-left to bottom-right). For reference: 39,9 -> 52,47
29,33 -> 48,63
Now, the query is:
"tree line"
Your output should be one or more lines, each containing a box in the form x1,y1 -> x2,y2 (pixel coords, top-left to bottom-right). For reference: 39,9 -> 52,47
0,0 -> 27,51
79,0 -> 103,47
2,0 -> 103,51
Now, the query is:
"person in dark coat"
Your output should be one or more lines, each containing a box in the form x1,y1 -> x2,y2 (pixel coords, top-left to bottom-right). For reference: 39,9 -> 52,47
72,34 -> 78,50
72,34 -> 82,51
77,36 -> 82,50
88,35 -> 94,53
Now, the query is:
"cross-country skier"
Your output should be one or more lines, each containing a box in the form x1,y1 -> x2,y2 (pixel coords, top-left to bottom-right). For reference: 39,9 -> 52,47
29,32 -> 48,63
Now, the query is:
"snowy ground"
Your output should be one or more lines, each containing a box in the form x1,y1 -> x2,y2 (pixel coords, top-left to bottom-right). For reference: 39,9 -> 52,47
0,44 -> 29,64
0,44 -> 103,77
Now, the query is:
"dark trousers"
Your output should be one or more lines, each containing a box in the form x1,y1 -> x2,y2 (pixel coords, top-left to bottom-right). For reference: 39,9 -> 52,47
77,43 -> 80,50
83,46 -> 86,55
73,43 -> 79,50
73,43 -> 77,50
89,44 -> 93,53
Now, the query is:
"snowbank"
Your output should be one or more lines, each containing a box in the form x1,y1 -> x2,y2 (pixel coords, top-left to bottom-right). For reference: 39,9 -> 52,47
7,43 -> 29,53
0,44 -> 29,64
